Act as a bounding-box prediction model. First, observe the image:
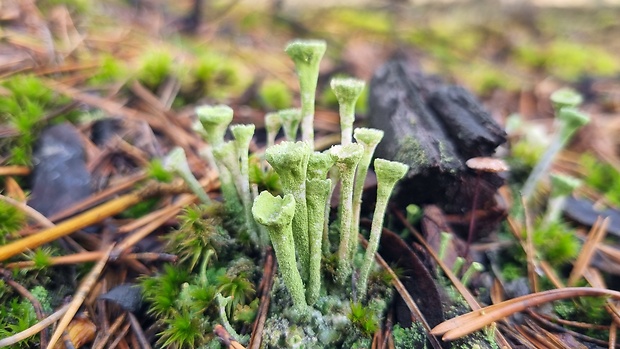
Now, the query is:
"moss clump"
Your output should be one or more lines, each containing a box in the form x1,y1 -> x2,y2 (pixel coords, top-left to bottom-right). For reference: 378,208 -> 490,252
0,75 -> 79,165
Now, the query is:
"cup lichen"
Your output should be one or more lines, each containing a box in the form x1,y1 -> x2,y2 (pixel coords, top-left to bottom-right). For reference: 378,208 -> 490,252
164,146 -> 211,205
285,39 -> 326,148
357,158 -> 408,298
330,143 -> 364,283
252,191 -> 307,310
331,77 -> 366,146
265,141 -> 313,280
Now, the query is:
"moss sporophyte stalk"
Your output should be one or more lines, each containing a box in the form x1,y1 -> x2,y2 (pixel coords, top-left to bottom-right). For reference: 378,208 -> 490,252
162,39 -> 409,347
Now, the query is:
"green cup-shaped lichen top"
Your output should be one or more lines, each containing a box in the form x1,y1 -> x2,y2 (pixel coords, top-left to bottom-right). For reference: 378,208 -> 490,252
375,159 -> 409,186
549,173 -> 581,198
354,128 -> 384,148
558,107 -> 590,130
252,191 -> 296,230
550,88 -> 583,110
331,78 -> 365,104
196,104 -> 234,146
265,141 -> 312,185
278,108 -> 303,141
307,152 -> 335,181
285,40 -> 327,65
330,143 -> 364,169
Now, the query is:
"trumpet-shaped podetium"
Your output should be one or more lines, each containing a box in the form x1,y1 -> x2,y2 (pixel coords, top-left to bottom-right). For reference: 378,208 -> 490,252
231,124 -> 264,245
214,141 -> 258,245
331,78 -> 366,145
305,178 -> 331,305
550,88 -> 583,111
264,112 -> 282,148
330,143 -> 364,283
252,192 -> 307,309
279,108 -> 303,142
307,151 -> 336,254
265,141 -> 313,280
357,158 -> 408,298
521,100 -> 590,201
194,104 -> 240,213
543,173 -> 581,227
285,39 -> 326,148
216,293 -> 249,344
195,104 -> 233,147
164,147 -> 211,205
350,128 -> 384,259
307,151 -> 335,181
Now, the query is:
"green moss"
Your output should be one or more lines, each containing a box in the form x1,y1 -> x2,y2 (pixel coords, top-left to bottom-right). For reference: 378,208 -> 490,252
580,153 -> 620,207
348,302 -> 379,336
0,200 -> 26,245
0,75 -> 78,165
260,80 -> 293,110
533,220 -> 580,265
392,323 -> 427,349
88,55 -> 128,85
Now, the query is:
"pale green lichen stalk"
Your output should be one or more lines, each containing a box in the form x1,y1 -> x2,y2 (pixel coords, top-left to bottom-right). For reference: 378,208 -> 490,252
357,158 -> 408,298
305,178 -> 331,305
307,152 -> 336,254
285,39 -> 326,148
252,192 -> 307,310
265,141 -> 313,280
521,94 -> 590,200
196,104 -> 233,147
331,78 -> 365,145
231,124 -> 265,245
330,143 -> 364,283
213,141 -> 259,245
216,293 -> 249,344
543,173 -> 581,227
194,104 -> 241,213
164,147 -> 211,205
279,108 -> 303,142
265,112 -> 282,148
350,128 -> 384,259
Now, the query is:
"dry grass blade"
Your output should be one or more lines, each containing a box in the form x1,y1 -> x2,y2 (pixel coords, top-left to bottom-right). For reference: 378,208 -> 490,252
359,236 -> 443,349
214,324 -> 247,349
46,245 -> 114,349
112,194 -> 195,256
431,287 -> 620,341
0,166 -> 30,176
0,303 -> 71,347
248,249 -> 275,349
569,217 -> 609,286
522,196 -> 539,292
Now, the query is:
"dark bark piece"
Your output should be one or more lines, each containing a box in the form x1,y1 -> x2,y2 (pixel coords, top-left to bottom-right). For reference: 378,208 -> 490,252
377,228 -> 444,329
99,283 -> 144,313
368,56 -> 507,238
29,123 -> 92,217
428,86 -> 507,159
564,196 -> 620,237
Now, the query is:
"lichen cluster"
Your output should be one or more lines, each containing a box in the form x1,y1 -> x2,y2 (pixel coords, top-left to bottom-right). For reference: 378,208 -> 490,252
165,39 -> 409,348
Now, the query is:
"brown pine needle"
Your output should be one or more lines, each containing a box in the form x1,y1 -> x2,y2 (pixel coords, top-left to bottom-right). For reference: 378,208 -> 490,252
431,287 -> 620,341
569,217 -> 609,286
0,182 -> 180,262
0,165 -> 30,176
46,245 -> 113,349
112,194 -> 194,255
